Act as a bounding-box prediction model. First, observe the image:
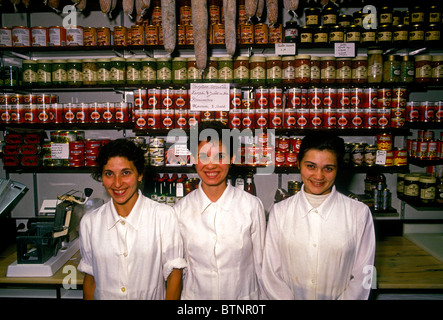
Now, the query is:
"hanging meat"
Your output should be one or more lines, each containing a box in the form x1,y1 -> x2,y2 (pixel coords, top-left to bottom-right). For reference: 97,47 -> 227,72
76,0 -> 87,11
123,0 -> 134,17
283,0 -> 299,12
245,0 -> 258,18
224,0 -> 236,57
266,0 -> 278,25
191,0 -> 208,71
99,0 -> 112,13
255,0 -> 265,20
161,0 -> 176,55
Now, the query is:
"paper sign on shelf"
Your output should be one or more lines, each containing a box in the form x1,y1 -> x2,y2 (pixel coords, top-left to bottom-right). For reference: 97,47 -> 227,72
334,43 -> 355,57
375,150 -> 387,165
275,43 -> 296,55
51,143 -> 69,159
190,83 -> 230,111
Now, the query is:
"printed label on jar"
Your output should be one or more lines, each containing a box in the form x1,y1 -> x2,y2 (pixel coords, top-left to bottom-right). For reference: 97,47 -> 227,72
127,66 -> 141,81
142,66 -> 156,81
23,69 -> 37,83
295,65 -> 310,79
234,66 -> 249,80
369,62 -> 383,77
111,68 -> 125,81
67,69 -> 82,82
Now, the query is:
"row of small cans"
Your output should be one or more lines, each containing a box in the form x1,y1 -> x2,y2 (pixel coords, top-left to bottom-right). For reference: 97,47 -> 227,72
407,139 -> 443,160
405,101 -> 443,123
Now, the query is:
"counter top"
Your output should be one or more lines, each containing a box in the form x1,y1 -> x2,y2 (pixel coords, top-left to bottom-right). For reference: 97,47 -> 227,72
1,236 -> 443,290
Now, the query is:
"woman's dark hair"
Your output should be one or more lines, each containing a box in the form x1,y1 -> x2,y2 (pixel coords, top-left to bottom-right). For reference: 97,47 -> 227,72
91,138 -> 145,182
297,132 -> 345,167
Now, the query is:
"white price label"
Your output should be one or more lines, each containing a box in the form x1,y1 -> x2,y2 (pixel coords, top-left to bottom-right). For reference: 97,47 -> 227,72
51,143 -> 69,159
334,43 -> 355,57
190,83 -> 230,111
375,150 -> 387,165
275,43 -> 296,55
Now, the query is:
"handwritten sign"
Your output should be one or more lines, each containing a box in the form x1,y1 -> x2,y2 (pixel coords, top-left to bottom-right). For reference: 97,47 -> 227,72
334,43 -> 355,58
51,143 -> 69,159
190,83 -> 230,111
275,43 -> 296,55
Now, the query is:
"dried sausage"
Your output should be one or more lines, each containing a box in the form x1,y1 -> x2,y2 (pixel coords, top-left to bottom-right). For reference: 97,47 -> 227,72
192,0 -> 208,71
123,0 -> 134,17
162,0 -> 177,54
256,0 -> 265,19
283,0 -> 299,12
266,0 -> 278,25
100,0 -> 112,13
224,0 -> 236,57
245,0 -> 258,18
76,0 -> 87,11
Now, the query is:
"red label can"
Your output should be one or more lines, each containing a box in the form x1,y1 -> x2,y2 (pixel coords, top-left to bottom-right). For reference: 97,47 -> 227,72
229,108 -> 242,129
285,88 -> 301,108
283,108 -> 297,128
350,87 -> 364,108
102,102 -> 114,123
349,107 -> 364,128
419,101 -> 435,122
133,108 -> 149,129
174,89 -> 189,109
275,151 -> 286,167
364,108 -> 378,129
296,107 -> 310,128
269,87 -> 283,108
310,107 -> 323,128
337,88 -> 350,108
377,87 -> 392,100
134,89 -> 147,109
63,103 -> 76,123
147,88 -> 161,109
115,102 -> 131,123
161,109 -> 174,129
241,108 -> 255,129
323,107 -> 336,128
308,87 -> 323,108
255,88 -> 269,108
75,102 -> 89,123
230,88 -> 242,109
363,87 -> 378,108
161,88 -> 175,109
188,110 -> 200,127
269,108 -> 283,128
36,104 -> 51,123
147,109 -> 161,129
53,103 -> 64,123
175,109 -> 188,128
276,137 -> 290,152
406,102 -> 420,122
322,88 -> 337,108
89,103 -> 101,123
336,108 -> 350,128
23,104 -> 37,124
416,140 -> 428,159
377,107 -> 391,128
435,101 -> 443,122
255,108 -> 268,128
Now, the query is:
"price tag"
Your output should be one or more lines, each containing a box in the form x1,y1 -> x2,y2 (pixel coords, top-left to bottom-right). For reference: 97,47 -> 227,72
375,150 -> 387,165
190,83 -> 230,111
334,43 -> 355,57
275,43 -> 296,55
51,143 -> 69,159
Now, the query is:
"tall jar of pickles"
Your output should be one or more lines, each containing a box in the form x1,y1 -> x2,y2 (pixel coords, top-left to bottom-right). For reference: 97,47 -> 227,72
67,59 -> 83,85
141,57 -> 157,84
82,59 -> 97,85
22,59 -> 38,85
218,57 -> 233,83
110,57 -> 126,84
96,58 -> 111,84
37,59 -> 52,85
126,58 -> 141,84
156,57 -> 172,84
52,59 -> 67,85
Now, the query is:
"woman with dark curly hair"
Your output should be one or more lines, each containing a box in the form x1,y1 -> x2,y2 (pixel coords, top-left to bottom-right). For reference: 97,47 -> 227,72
78,138 -> 186,300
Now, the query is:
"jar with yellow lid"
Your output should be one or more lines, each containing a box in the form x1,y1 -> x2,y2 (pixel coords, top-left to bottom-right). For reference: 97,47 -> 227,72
172,57 -> 187,84
383,55 -> 400,83
36,59 -> 52,85
419,175 -> 437,204
218,57 -> 233,83
403,173 -> 420,201
249,56 -> 266,85
367,49 -> 383,83
234,56 -> 250,84
266,56 -> 282,85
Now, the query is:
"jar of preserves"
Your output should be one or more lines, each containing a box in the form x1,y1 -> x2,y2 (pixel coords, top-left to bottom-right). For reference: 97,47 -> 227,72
338,14 -> 352,27
415,55 -> 432,83
351,56 -> 367,84
203,57 -> 218,82
218,57 -> 233,83
295,55 -> 310,84
320,56 -> 336,84
367,49 -> 383,83
432,55 -> 443,84
336,58 -> 351,84
409,23 -> 425,43
22,59 -> 37,85
172,57 -> 187,84
37,59 -> 52,85
156,57 -> 172,84
428,5 -> 442,24
393,24 -> 409,44
282,56 -> 295,84
353,10 -> 363,27
322,4 -> 337,26
313,26 -> 329,44
141,57 -> 157,84
266,56 -> 282,84
67,59 -> 82,85
419,175 -> 437,203
110,57 -> 126,84
300,26 -> 313,43
234,56 -> 249,84
310,56 -> 321,84
284,20 -> 299,43
383,55 -> 401,83
249,56 -> 266,85
346,25 -> 361,43
329,25 -> 344,43
425,24 -> 441,43
410,5 -> 425,24
3,66 -> 20,86
400,55 -> 414,83
397,172 -> 406,197
51,59 -> 67,85
403,173 -> 420,200
126,58 -> 141,84
187,57 -> 200,83
377,24 -> 392,44
82,59 -> 97,85
361,28 -> 377,46
96,58 -> 111,84
379,6 -> 393,25
305,7 -> 320,26
392,10 -> 403,26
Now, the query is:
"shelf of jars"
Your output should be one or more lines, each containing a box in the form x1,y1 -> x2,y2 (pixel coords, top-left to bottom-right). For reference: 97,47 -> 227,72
408,157 -> 443,168
398,195 -> 443,211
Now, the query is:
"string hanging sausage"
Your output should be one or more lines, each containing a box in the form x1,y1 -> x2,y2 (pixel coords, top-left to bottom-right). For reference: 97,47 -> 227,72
161,0 -> 176,54
191,0 -> 208,71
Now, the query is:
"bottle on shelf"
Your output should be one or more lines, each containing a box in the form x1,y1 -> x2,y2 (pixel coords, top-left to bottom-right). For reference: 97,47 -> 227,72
245,173 -> 257,196
235,174 -> 245,190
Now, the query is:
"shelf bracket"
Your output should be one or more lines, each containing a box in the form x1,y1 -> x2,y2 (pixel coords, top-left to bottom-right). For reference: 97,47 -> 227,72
10,51 -> 31,60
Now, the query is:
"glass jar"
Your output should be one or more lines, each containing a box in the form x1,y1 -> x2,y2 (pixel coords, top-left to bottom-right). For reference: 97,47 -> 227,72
295,55 -> 310,84
425,23 -> 441,43
419,175 -> 437,204
218,57 -> 233,83
400,55 -> 415,83
432,55 -> 443,84
336,58 -> 352,84
379,6 -> 393,25
82,59 -> 97,85
329,25 -> 344,43
322,4 -> 337,26
141,57 -> 157,84
353,10 -> 363,27
203,57 -> 218,82
51,59 -> 67,85
300,26 -> 313,43
428,5 -> 442,24
282,56 -> 295,84
249,56 -> 266,85
284,20 -> 299,43
403,173 -> 420,200
67,59 -> 82,85
2,66 -> 20,86
410,5 -> 425,24
36,59 -> 52,85
234,56 -> 249,84
393,24 -> 409,44
320,56 -> 336,84
409,23 -> 425,43
305,7 -> 320,26
96,58 -> 111,85
187,57 -> 200,83
377,24 -> 392,44
313,26 -> 329,44
338,14 -> 352,27
397,172 -> 406,197
310,56 -> 321,84
172,57 -> 187,84
383,55 -> 401,83
156,57 -> 172,84
415,55 -> 432,83
392,10 -> 403,26
110,57 -> 126,84
126,58 -> 141,84
361,28 -> 377,46
266,56 -> 282,85
367,49 -> 383,83
351,56 -> 367,84
346,25 -> 361,43
22,59 -> 37,85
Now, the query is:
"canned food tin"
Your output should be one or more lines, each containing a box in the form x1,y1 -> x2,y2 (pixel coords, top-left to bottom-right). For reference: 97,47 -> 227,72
31,26 -> 48,47
12,26 -> 30,47
0,27 -> 12,47
96,27 -> 110,46
393,148 -> 408,166
113,26 -> 127,46
48,26 -> 66,46
149,137 -> 165,148
83,27 -> 97,46
377,133 -> 393,150
364,144 -> 377,166
351,143 -> 365,166
150,156 -> 165,166
66,26 -> 83,46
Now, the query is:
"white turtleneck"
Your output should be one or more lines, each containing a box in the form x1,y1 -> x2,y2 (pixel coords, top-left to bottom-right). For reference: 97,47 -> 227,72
304,192 -> 330,208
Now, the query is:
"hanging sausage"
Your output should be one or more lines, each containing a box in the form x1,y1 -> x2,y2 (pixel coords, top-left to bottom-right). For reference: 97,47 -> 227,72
191,0 -> 208,70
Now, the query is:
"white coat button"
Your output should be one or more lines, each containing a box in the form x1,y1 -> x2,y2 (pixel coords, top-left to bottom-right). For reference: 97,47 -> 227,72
121,287 -> 126,293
